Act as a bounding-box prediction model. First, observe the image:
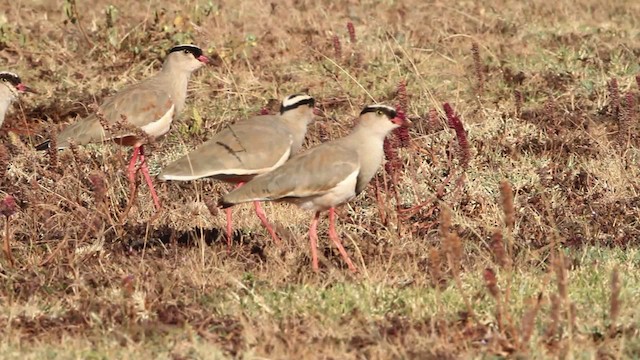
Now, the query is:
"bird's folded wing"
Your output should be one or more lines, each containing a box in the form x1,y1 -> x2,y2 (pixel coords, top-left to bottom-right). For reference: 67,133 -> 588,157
158,119 -> 293,180
56,86 -> 174,147
223,144 -> 359,203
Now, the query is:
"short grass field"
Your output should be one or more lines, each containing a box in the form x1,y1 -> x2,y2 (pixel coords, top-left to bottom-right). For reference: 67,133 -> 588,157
1,0 -> 640,358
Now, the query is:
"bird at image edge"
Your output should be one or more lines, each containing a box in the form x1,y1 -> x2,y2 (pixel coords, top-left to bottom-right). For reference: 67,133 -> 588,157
0,71 -> 36,129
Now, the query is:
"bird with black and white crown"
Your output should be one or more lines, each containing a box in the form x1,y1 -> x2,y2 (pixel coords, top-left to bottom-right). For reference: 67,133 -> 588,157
35,44 -> 209,210
158,93 -> 317,248
0,71 -> 36,129
220,104 -> 412,272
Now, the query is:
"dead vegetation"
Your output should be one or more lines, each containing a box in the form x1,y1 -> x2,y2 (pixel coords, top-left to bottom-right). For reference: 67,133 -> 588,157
0,0 -> 640,358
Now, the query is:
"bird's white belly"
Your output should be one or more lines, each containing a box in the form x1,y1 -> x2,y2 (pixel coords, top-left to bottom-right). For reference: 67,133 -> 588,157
217,142 -> 292,176
296,169 -> 359,212
141,105 -> 175,138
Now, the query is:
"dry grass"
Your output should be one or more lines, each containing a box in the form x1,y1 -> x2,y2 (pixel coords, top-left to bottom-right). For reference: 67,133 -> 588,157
1,0 -> 640,358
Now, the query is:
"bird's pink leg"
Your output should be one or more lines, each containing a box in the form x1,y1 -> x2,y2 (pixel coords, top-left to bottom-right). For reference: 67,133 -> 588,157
137,146 -> 161,210
127,146 -> 140,185
225,182 -> 245,250
225,207 -> 233,250
120,146 -> 141,222
328,207 -> 357,273
253,201 -> 282,246
309,211 -> 320,272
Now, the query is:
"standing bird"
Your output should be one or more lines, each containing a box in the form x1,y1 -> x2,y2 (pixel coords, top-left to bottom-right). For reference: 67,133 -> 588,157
158,94 -> 316,248
220,105 -> 411,272
0,71 -> 35,128
35,44 -> 209,210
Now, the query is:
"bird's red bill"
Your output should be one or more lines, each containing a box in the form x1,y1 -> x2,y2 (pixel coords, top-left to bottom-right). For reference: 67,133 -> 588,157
16,83 -> 37,93
391,117 -> 412,127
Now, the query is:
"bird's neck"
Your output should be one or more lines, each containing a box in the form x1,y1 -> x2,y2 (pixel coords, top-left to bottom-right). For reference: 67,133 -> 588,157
156,67 -> 191,114
350,122 -> 394,143
280,112 -> 312,154
344,124 -> 392,194
348,126 -> 387,159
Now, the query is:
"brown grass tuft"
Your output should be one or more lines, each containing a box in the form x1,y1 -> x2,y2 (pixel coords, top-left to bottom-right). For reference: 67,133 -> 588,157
446,232 -> 463,269
88,172 -> 107,204
204,197 -> 219,217
554,253 -> 568,302
514,89 -> 523,117
121,274 -> 135,299
1,194 -> 16,266
609,266 -> 620,334
618,91 -> 635,146
46,129 -> 60,173
500,180 -> 515,230
67,140 -> 82,173
608,77 -> 620,118
440,208 -> 474,321
439,207 -> 451,239
490,230 -> 508,269
520,292 -> 543,347
546,293 -> 561,339
471,42 -> 484,95
483,267 -> 507,332
428,108 -> 439,131
483,267 -> 499,299
428,246 -> 442,289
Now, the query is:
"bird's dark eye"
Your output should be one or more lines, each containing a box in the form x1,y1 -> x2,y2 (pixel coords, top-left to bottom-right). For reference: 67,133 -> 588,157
376,110 -> 383,115
183,49 -> 190,54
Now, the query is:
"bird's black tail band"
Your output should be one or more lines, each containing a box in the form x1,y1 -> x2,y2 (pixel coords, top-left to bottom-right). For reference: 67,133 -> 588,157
35,140 -> 51,151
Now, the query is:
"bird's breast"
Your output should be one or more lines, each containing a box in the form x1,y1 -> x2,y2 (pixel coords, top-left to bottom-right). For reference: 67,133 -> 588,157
140,104 -> 175,138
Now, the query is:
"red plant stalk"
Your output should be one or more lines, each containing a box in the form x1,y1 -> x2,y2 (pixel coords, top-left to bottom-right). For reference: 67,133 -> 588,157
89,173 -> 107,204
619,91 -> 635,145
383,137 -> 401,176
471,42 -> 484,94
608,77 -> 620,118
443,103 -> 471,168
394,109 -> 411,148
347,22 -> 356,44
0,144 -> 8,180
0,195 -> 16,218
332,35 -> 342,59
624,91 -> 635,124
397,80 -> 408,111
428,108 -> 439,130
394,80 -> 410,148
1,194 -> 16,266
